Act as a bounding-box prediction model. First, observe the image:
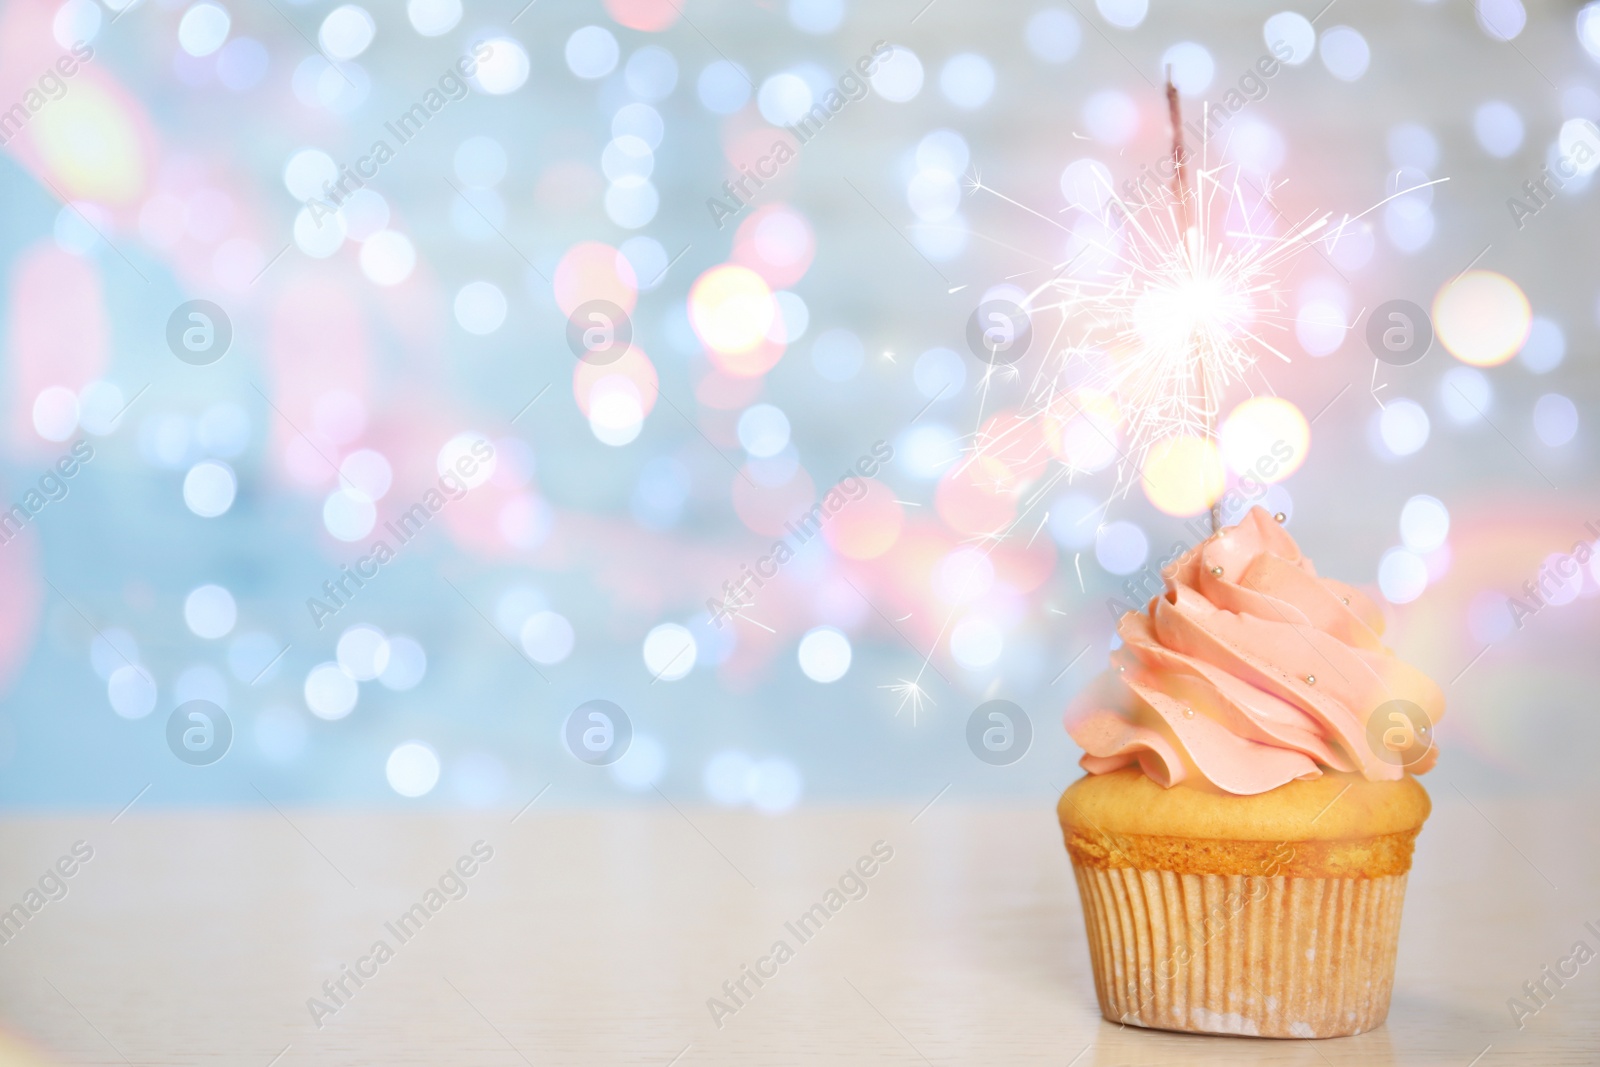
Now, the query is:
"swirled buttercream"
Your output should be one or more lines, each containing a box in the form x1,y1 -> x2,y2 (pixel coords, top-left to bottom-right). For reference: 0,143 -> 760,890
1066,507 -> 1443,795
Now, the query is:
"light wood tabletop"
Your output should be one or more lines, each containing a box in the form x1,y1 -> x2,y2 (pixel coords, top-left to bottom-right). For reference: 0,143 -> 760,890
0,788 -> 1594,1066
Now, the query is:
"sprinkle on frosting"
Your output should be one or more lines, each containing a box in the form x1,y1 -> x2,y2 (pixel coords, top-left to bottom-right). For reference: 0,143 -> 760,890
1065,507 -> 1445,796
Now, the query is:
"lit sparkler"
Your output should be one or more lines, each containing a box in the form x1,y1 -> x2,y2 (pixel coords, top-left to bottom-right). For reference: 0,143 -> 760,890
966,78 -> 1442,513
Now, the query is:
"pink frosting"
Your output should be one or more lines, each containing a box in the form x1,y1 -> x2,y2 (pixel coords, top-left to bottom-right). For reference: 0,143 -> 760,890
1065,507 -> 1444,795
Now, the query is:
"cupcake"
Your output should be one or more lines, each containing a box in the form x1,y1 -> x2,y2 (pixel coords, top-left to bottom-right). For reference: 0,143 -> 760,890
1059,506 -> 1443,1038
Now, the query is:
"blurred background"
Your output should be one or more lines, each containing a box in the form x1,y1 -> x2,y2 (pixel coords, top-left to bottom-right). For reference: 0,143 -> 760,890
0,0 -> 1595,810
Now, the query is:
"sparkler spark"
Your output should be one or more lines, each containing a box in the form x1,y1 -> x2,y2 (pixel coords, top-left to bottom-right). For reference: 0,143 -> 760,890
970,151 -> 1329,494
964,86 -> 1446,507
880,678 -> 935,724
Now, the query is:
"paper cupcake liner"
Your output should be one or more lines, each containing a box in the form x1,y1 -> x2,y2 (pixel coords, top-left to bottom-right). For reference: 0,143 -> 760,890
1071,861 -> 1409,1038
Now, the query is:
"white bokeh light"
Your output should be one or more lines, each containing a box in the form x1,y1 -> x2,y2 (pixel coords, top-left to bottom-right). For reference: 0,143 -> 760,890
184,584 -> 237,639
697,60 -> 751,114
341,449 -> 392,502
1533,393 -> 1579,447
284,148 -> 337,201
1060,158 -> 1114,213
950,618 -> 1002,670
294,205 -> 346,258
520,611 -> 575,665
437,432 -> 496,488
474,38 -> 530,95
78,382 -> 124,436
387,741 -> 441,797
108,665 -> 157,719
1161,41 -> 1215,95
749,757 -> 802,813
705,750 -> 755,804
318,5 -> 375,61
1439,366 -> 1492,424
797,626 -> 852,683
337,625 -> 390,681
1378,399 -> 1431,456
1296,300 -> 1346,356
939,53 -> 995,109
737,404 -> 791,458
1083,89 -> 1138,145
788,0 -> 843,34
625,46 -> 678,100
566,25 -> 619,80
1263,11 -> 1316,64
1400,495 -> 1450,553
184,460 -> 237,517
407,0 -> 461,36
178,2 -> 231,57
305,662 -> 358,720
1095,520 -> 1148,574
54,0 -> 101,49
380,635 -> 427,690
758,72 -> 813,126
1095,0 -> 1147,29
613,104 -> 664,149
1319,25 -> 1370,81
1475,0 -> 1526,41
610,733 -> 666,791
588,379 -> 645,446
33,387 -> 79,441
870,46 -> 923,102
602,136 -> 653,182
604,177 -> 659,229
1582,2 -> 1600,63
454,281 -> 508,335
1378,547 -> 1429,604
322,489 -> 376,542
1519,317 -> 1565,374
1026,9 -> 1081,63
359,230 -> 416,286
643,623 -> 697,680
1474,100 -> 1524,158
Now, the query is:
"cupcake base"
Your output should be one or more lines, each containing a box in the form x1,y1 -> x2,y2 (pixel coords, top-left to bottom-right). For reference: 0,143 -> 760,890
1073,861 -> 1407,1037
1058,770 -> 1429,1039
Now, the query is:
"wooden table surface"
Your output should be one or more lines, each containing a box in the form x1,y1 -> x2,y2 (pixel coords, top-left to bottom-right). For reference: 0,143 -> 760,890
0,789 -> 1594,1066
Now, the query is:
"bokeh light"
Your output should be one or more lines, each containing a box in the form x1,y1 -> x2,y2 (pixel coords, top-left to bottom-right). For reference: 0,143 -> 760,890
1434,270 -> 1531,366
1220,397 -> 1309,481
797,626 -> 852,683
643,623 -> 696,681
386,741 -> 441,797
1141,435 -> 1223,517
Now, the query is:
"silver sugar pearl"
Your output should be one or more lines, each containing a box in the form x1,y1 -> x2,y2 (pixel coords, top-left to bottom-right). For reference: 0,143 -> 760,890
1305,675 -> 1316,685
1209,566 -> 1223,577
1274,512 -> 1287,523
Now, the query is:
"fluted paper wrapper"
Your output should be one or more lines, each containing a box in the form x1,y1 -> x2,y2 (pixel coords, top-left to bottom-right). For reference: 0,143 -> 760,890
1071,862 -> 1408,1038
